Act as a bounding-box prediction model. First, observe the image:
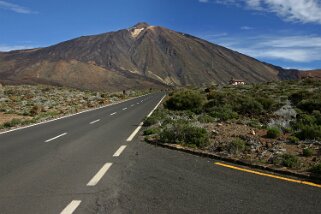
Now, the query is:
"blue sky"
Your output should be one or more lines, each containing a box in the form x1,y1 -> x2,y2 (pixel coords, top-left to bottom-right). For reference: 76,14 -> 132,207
0,0 -> 321,70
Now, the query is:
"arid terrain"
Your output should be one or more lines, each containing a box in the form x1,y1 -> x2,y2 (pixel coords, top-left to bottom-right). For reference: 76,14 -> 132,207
0,83 -> 147,130
143,79 -> 321,177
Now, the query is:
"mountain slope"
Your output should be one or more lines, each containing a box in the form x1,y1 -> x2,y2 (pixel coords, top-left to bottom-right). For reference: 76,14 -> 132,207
0,23 -> 296,90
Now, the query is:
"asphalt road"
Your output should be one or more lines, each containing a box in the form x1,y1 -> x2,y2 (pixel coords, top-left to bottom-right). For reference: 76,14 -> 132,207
0,92 -> 320,214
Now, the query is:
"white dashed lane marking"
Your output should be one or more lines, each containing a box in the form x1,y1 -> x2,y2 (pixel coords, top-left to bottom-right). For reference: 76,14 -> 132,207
122,108 -> 127,110
89,119 -> 100,124
60,200 -> 81,214
110,112 -> 117,116
127,95 -> 166,142
126,122 -> 143,142
113,145 -> 127,157
87,163 -> 113,186
45,133 -> 67,143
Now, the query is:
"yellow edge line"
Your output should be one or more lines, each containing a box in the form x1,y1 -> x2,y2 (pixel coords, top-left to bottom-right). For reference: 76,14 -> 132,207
214,162 -> 321,188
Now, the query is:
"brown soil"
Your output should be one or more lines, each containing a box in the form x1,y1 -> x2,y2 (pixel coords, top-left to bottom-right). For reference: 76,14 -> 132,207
0,112 -> 30,125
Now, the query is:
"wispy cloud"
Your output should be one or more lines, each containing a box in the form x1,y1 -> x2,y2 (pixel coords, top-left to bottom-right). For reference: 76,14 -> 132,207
203,33 -> 228,38
206,0 -> 321,25
0,1 -> 36,14
240,26 -> 254,30
204,34 -> 321,63
0,44 -> 35,51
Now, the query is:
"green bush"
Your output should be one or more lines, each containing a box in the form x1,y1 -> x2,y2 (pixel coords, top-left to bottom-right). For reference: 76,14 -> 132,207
3,118 -> 22,128
295,114 -> 316,127
312,110 -> 321,125
289,90 -> 311,106
164,90 -> 206,112
206,91 -> 230,105
256,96 -> 276,112
266,127 -> 281,139
143,127 -> 160,136
287,136 -> 299,144
295,125 -> 321,140
229,138 -> 246,154
143,109 -> 166,127
281,154 -> 300,168
198,114 -> 215,123
302,148 -> 315,157
310,163 -> 321,175
234,96 -> 263,115
297,99 -> 321,113
144,116 -> 159,127
208,106 -> 238,121
160,122 -> 209,148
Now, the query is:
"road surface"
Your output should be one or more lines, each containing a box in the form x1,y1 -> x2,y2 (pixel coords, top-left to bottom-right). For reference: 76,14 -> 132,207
0,92 -> 320,214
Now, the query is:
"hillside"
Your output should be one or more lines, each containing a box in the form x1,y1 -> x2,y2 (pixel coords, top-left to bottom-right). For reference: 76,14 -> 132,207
300,70 -> 321,79
0,22 -> 301,90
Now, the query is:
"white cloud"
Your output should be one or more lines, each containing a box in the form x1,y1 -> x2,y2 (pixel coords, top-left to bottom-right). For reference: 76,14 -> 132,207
203,33 -> 228,38
213,0 -> 321,24
237,47 -> 320,62
240,26 -> 254,30
0,44 -> 35,51
205,34 -> 321,62
0,1 -> 36,14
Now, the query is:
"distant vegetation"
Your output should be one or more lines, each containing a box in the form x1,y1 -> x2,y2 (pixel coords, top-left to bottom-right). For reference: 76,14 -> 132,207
0,84 -> 149,130
144,79 -> 321,176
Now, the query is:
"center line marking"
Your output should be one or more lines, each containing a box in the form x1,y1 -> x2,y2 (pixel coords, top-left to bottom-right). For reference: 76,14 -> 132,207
126,95 -> 166,142
87,163 -> 113,186
110,112 -> 117,116
122,108 -> 127,110
131,104 -> 135,107
137,102 -> 140,105
89,119 -> 100,124
45,132 -> 67,143
113,145 -> 127,157
126,122 -> 143,142
60,200 -> 81,214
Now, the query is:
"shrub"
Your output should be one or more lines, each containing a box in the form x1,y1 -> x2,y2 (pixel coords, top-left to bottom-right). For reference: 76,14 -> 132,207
229,138 -> 246,154
198,114 -> 215,123
164,90 -> 206,112
160,122 -> 209,147
208,106 -> 238,121
234,96 -> 263,115
144,116 -> 159,127
3,118 -> 22,128
281,154 -> 300,168
287,136 -> 299,144
297,99 -> 321,113
206,91 -> 229,104
289,90 -> 311,106
312,110 -> 321,125
29,105 -> 43,116
143,109 -> 166,127
266,127 -> 281,139
302,148 -> 315,157
310,163 -> 321,175
295,125 -> 321,140
295,114 -> 316,127
143,127 -> 160,136
256,96 -> 276,112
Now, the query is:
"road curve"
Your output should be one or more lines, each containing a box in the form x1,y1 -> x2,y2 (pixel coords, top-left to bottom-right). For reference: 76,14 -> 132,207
0,92 -> 320,214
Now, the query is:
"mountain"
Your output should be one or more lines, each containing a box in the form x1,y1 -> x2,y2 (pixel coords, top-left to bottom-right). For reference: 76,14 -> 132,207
0,22 -> 303,91
300,69 -> 321,79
